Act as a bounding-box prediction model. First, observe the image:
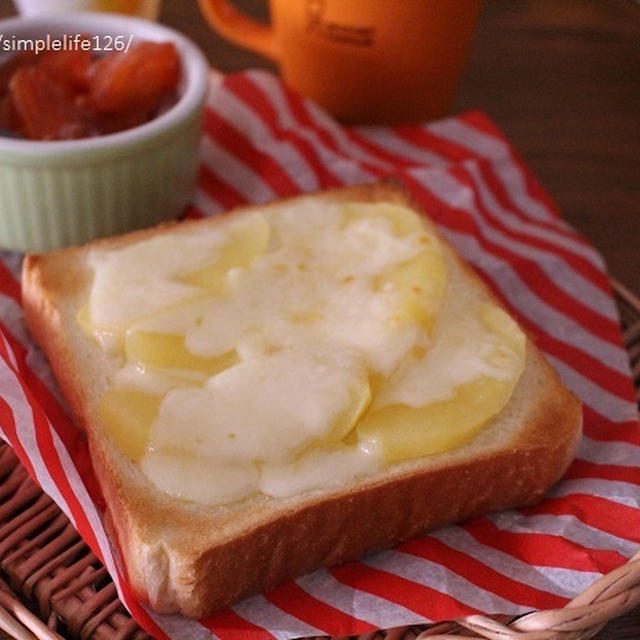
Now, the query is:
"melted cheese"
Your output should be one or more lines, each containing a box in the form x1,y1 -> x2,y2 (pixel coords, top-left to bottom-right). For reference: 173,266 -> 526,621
86,213 -> 269,351
85,200 -> 525,505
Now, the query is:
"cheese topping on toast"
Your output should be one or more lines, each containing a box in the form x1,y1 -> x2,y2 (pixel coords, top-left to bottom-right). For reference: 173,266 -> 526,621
81,201 -> 525,504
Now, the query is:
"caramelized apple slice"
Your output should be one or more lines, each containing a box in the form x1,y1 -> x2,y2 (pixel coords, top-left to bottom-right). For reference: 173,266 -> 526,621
76,303 -> 125,354
380,249 -> 448,331
358,302 -> 526,462
357,375 -> 519,463
37,45 -> 92,94
343,202 -> 448,332
88,41 -> 180,116
181,213 -> 270,292
9,66 -> 85,140
0,52 -> 36,97
98,388 -> 161,460
125,330 -> 238,375
328,374 -> 371,444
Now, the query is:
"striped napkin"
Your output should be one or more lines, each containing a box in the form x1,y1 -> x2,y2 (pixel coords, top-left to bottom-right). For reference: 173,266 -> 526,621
1,70 -> 639,640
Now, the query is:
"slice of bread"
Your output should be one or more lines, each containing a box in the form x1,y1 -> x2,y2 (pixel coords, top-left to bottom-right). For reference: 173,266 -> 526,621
21,183 -> 582,618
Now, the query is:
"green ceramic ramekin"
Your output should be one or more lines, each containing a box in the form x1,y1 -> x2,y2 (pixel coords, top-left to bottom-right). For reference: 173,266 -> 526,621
0,12 -> 209,252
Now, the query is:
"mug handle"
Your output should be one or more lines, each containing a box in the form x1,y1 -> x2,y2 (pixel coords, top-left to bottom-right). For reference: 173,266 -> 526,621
197,0 -> 279,61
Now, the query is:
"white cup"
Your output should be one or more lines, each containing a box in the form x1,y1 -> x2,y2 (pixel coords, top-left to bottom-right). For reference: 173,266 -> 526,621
12,0 -> 161,20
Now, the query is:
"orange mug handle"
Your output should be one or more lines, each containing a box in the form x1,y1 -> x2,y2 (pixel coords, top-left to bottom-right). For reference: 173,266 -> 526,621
197,0 -> 279,61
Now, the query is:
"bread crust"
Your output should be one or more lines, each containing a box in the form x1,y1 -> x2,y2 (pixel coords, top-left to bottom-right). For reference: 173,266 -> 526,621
21,182 -> 582,618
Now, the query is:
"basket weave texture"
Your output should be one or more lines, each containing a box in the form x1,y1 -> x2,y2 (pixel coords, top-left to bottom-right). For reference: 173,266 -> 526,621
1,281 -> 639,640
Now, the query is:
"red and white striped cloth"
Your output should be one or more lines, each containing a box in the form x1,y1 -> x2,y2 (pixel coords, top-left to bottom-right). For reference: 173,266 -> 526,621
1,70 -> 639,640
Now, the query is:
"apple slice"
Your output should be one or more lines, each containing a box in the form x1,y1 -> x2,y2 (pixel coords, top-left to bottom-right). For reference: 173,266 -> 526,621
343,203 -> 449,332
125,330 -> 238,374
181,213 -> 270,292
357,302 -> 526,462
332,376 -> 372,443
380,249 -> 448,331
98,388 -> 161,461
357,375 -> 519,463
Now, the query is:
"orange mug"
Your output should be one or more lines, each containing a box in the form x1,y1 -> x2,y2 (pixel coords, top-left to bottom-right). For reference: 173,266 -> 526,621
198,0 -> 482,124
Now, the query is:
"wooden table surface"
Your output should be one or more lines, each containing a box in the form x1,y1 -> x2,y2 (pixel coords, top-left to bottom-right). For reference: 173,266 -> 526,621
0,2 -> 638,640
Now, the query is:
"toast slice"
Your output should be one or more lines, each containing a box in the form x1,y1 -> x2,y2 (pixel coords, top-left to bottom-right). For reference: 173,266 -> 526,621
21,183 -> 582,618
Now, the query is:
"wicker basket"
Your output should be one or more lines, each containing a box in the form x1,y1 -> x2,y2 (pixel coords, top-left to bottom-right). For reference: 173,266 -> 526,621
1,281 -> 639,640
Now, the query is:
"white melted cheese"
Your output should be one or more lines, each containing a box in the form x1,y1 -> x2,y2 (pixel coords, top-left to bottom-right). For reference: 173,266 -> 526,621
129,213 -> 424,375
87,214 -> 263,350
140,452 -> 260,505
259,443 -> 382,498
148,346 -> 369,463
86,200 -> 525,506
